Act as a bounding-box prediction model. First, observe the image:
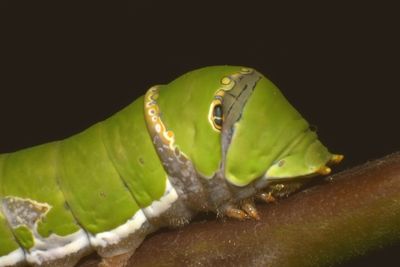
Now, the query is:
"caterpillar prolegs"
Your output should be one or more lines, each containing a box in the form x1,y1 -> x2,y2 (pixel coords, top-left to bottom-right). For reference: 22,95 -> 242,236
0,66 -> 343,267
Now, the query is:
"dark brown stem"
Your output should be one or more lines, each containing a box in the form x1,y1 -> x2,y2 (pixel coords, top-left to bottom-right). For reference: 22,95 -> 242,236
78,153 -> 400,267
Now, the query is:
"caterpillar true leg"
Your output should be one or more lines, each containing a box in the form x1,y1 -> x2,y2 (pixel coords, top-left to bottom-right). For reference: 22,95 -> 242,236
240,199 -> 260,220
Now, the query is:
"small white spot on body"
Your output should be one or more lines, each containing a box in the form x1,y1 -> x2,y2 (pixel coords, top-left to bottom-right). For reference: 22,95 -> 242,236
155,123 -> 161,133
181,169 -> 190,177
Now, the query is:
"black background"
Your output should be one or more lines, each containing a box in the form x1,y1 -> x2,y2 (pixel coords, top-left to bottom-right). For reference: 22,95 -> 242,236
0,1 -> 399,266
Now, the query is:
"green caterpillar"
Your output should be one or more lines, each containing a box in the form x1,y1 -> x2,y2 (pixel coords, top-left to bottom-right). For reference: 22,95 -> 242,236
0,66 -> 342,267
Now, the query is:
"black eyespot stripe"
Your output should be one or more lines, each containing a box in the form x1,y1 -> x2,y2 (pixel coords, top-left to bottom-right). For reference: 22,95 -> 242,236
214,117 -> 223,128
213,104 -> 223,118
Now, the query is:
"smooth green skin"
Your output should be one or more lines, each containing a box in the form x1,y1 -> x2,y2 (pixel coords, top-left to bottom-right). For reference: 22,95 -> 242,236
100,96 -> 167,208
0,211 -> 19,256
157,66 -> 245,178
0,143 -> 80,241
0,156 -> 21,256
266,132 -> 331,178
14,225 -> 34,250
226,76 -> 332,186
58,123 -> 140,234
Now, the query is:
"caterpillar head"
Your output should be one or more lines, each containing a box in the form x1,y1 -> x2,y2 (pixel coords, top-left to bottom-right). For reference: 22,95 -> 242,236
145,66 -> 342,211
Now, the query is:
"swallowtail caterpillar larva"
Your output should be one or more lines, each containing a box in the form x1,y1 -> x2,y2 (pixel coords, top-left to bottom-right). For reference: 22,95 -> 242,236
0,66 -> 343,267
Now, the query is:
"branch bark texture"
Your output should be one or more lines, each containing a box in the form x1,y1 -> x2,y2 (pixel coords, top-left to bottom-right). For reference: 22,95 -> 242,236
79,153 -> 400,267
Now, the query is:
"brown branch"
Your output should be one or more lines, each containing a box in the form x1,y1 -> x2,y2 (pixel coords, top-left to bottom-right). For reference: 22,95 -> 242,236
78,153 -> 400,267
